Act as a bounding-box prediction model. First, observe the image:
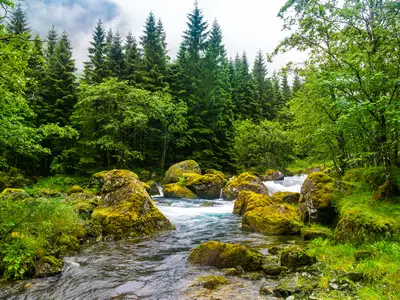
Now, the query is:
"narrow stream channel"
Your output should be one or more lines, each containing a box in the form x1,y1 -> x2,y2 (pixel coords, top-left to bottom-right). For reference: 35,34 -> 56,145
0,176 -> 306,300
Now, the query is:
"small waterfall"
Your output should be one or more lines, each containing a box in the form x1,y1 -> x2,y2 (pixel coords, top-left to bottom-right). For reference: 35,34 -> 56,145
156,184 -> 164,197
219,188 -> 224,199
263,175 -> 307,195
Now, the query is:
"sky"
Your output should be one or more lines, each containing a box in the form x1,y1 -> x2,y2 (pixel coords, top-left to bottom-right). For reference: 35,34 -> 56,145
23,0 -> 306,73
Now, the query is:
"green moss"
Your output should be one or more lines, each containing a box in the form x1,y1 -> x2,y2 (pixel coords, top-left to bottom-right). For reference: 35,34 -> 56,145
301,226 -> 332,240
222,172 -> 268,201
183,172 -> 227,199
233,190 -> 279,215
272,192 -> 300,205
188,241 -> 265,271
163,160 -> 201,184
1,188 -> 26,196
65,191 -> 100,218
242,204 -> 303,235
195,275 -> 230,289
163,183 -> 198,199
280,245 -> 316,269
205,169 -> 227,179
141,182 -> 151,194
69,185 -> 84,194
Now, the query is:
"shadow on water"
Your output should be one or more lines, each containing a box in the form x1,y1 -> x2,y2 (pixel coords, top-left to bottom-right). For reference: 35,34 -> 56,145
0,177 -> 306,300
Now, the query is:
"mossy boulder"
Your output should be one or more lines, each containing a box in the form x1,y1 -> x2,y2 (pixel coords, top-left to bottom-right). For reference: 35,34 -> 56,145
280,245 -> 316,270
184,172 -> 227,199
334,208 -> 399,245
163,183 -> 198,199
163,160 -> 201,184
34,256 -> 64,278
299,172 -> 337,224
1,188 -> 25,196
92,170 -> 174,239
260,170 -> 284,181
205,169 -> 227,179
301,227 -> 332,240
145,180 -> 160,196
195,275 -> 230,289
90,170 -> 109,192
69,185 -> 84,194
65,192 -> 100,217
242,204 -> 303,235
272,192 -> 300,205
222,172 -> 268,201
188,241 -> 264,271
233,190 -> 279,215
273,273 -> 317,297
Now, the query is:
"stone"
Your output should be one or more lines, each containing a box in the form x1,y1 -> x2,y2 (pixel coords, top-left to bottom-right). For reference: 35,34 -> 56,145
163,183 -> 198,199
145,180 -> 160,196
34,256 -> 64,278
163,160 -> 201,184
188,241 -> 265,271
260,170 -> 284,181
194,275 -> 230,289
222,172 -> 268,201
280,245 -> 316,270
184,172 -> 227,199
301,227 -> 331,240
65,192 -> 100,216
233,190 -> 279,215
273,273 -> 317,297
272,192 -> 300,205
92,170 -> 174,239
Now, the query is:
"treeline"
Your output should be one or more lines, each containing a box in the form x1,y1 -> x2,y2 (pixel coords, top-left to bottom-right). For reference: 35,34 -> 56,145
1,2 -> 297,178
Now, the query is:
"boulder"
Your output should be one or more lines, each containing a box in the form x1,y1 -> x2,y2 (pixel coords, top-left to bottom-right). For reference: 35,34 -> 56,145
194,275 -> 230,289
260,170 -> 284,181
233,190 -> 279,215
188,241 -> 264,271
242,204 -> 303,235
145,180 -> 160,196
69,185 -> 84,194
92,170 -> 174,239
299,172 -> 337,224
222,172 -> 268,201
273,273 -> 317,297
301,227 -> 331,240
280,245 -> 316,269
163,183 -> 198,199
184,172 -> 227,199
163,160 -> 201,184
272,192 -> 300,205
34,256 -> 64,278
0,188 -> 28,201
65,192 -> 100,216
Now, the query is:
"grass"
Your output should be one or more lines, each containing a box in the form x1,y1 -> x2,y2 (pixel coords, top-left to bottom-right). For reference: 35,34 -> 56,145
285,158 -> 333,175
25,174 -> 89,196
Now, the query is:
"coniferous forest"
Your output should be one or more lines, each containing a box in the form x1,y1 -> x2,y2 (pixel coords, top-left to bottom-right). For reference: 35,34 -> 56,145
1,1 -> 400,299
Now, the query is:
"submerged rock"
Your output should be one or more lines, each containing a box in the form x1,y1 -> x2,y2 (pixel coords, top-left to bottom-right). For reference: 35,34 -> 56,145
163,160 -> 201,184
242,204 -> 303,235
280,245 -> 316,270
92,170 -> 174,239
184,172 -> 227,199
233,190 -> 279,215
260,170 -> 284,181
222,173 -> 268,201
163,183 -> 198,199
299,172 -> 337,224
272,192 -> 300,205
194,275 -> 230,289
188,241 -> 264,271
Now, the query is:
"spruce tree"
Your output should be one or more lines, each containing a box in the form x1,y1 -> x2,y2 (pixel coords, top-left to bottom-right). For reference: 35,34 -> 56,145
281,73 -> 291,104
252,50 -> 273,119
271,72 -> 283,117
8,3 -> 30,35
292,73 -> 302,95
46,26 -> 58,59
123,31 -> 141,83
83,19 -> 106,83
140,12 -> 168,91
106,31 -> 124,79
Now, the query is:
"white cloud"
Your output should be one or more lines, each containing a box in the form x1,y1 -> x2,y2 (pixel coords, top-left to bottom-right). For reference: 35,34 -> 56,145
25,0 -> 307,73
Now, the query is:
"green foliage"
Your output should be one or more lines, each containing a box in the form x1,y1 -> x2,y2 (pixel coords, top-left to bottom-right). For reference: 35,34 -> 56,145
25,174 -> 88,196
0,197 -> 82,279
233,119 -> 292,172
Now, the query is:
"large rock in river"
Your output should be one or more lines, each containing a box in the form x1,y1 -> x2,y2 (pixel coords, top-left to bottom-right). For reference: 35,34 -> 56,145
184,172 -> 228,199
188,241 -> 264,271
92,170 -> 174,239
222,172 -> 268,201
163,160 -> 201,184
233,190 -> 279,215
163,183 -> 198,199
299,172 -> 337,224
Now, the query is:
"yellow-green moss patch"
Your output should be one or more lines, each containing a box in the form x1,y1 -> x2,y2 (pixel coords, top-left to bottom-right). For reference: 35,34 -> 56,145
233,190 -> 279,215
272,192 -> 300,205
163,183 -> 198,199
184,172 -> 227,199
195,275 -> 230,289
222,172 -> 268,201
163,160 -> 201,184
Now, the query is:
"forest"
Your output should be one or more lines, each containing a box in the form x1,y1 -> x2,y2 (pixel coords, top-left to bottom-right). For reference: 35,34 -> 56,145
1,0 -> 400,298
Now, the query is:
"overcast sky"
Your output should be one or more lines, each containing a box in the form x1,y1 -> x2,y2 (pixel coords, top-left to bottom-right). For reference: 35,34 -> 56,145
24,0 -> 306,73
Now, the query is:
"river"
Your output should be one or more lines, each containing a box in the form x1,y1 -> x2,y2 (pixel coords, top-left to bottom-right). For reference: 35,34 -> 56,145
0,176 -> 306,300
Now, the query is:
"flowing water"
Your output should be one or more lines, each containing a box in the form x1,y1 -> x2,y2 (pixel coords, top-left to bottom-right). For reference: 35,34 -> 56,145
0,176 -> 306,300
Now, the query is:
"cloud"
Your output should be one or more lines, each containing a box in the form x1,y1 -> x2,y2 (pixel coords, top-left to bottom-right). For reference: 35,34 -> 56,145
24,0 -> 307,73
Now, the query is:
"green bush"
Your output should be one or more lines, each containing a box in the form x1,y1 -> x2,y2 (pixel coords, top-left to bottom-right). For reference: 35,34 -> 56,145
25,175 -> 88,196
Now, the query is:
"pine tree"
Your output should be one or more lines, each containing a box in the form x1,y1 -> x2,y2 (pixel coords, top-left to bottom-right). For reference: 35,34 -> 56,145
281,73 -> 291,104
292,73 -> 302,95
83,19 -> 106,83
252,50 -> 273,119
106,31 -> 124,79
123,32 -> 141,83
140,12 -> 168,91
271,72 -> 283,117
8,3 -> 30,35
46,26 -> 58,59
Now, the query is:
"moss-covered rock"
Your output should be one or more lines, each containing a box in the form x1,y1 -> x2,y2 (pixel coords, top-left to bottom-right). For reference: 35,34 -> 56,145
242,204 -> 303,235
233,190 -> 279,215
259,170 -> 284,181
301,227 -> 332,240
280,245 -> 316,270
34,256 -> 64,278
272,192 -> 300,205
195,275 -> 230,289
184,172 -> 227,199
162,183 -> 198,199
145,180 -> 160,196
92,170 -> 174,239
65,192 -> 100,217
69,185 -> 84,194
1,188 -> 25,196
163,160 -> 201,184
334,208 -> 399,245
222,172 -> 268,201
299,172 -> 337,224
188,241 -> 264,271
273,273 -> 317,297
89,170 -> 109,192
205,169 -> 227,179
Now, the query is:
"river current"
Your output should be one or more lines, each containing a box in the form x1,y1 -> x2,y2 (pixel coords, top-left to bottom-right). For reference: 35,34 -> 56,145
0,176 -> 306,300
